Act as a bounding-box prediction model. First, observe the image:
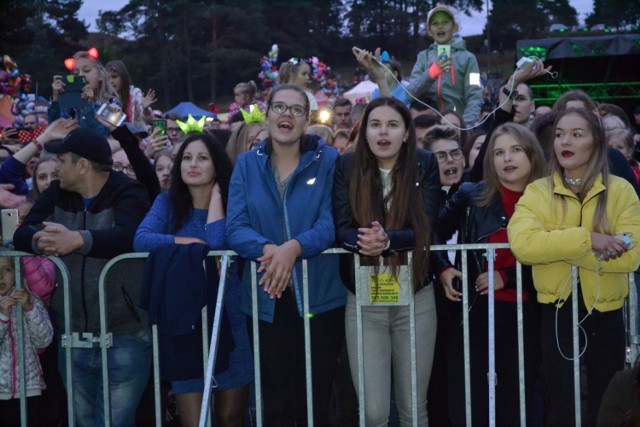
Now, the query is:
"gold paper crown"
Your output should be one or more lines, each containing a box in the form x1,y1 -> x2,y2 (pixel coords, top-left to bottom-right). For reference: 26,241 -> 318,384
240,104 -> 266,125
176,114 -> 205,134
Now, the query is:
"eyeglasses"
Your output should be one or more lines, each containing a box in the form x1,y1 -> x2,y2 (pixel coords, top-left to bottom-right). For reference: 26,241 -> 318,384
270,102 -> 306,117
113,164 -> 135,175
433,148 -> 464,163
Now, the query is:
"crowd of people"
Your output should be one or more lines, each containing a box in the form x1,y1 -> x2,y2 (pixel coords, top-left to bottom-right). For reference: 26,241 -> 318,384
2,3 -> 640,427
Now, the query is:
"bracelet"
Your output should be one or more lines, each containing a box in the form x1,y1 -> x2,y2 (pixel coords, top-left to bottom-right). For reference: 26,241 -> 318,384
32,138 -> 42,151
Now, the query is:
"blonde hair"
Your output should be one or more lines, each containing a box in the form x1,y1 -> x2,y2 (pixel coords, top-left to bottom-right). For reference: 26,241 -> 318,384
226,122 -> 266,165
549,108 -> 611,233
478,123 -> 545,207
306,124 -> 333,145
73,51 -> 119,103
234,81 -> 258,100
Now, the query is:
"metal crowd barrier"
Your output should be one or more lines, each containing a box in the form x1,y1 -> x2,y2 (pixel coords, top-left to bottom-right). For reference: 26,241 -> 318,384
9,245 -> 640,427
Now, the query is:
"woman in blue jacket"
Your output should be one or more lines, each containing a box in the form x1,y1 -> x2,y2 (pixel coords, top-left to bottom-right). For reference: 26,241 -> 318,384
225,84 -> 346,426
134,133 -> 253,427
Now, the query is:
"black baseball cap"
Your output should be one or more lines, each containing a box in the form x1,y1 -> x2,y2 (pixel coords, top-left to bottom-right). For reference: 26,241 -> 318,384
46,128 -> 113,166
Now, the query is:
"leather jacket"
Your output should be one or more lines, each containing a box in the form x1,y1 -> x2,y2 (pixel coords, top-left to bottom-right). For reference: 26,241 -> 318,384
435,181 -> 535,298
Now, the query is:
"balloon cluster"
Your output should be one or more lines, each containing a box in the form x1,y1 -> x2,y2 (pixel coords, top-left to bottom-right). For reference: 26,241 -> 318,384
0,55 -> 45,127
0,55 -> 24,97
308,57 -> 327,82
258,44 -> 279,88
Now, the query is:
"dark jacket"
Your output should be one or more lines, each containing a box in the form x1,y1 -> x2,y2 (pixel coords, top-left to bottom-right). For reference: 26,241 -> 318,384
111,125 -> 161,201
14,171 -> 150,334
332,149 -> 441,293
139,243 -> 231,381
435,181 -> 535,298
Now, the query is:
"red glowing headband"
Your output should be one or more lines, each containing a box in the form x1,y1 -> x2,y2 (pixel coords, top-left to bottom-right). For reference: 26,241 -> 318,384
63,47 -> 99,72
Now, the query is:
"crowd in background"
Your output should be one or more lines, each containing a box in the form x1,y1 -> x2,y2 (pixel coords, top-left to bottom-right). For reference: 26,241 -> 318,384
2,4 -> 640,427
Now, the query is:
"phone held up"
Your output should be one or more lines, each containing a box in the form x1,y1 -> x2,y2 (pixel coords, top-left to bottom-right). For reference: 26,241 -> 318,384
97,103 -> 127,127
58,75 -> 88,110
1,209 -> 19,247
152,119 -> 167,137
438,44 -> 451,62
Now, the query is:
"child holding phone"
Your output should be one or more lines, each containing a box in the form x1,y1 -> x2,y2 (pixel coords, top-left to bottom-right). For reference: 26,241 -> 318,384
49,50 -> 121,136
407,5 -> 483,128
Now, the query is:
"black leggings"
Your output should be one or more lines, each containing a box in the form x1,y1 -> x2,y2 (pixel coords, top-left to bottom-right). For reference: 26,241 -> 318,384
249,288 -> 345,427
540,292 -> 625,426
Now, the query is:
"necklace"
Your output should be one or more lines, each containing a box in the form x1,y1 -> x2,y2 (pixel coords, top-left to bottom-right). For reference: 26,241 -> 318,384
564,175 -> 584,186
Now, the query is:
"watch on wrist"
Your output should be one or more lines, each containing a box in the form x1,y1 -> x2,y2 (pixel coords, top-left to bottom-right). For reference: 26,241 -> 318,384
502,87 -> 518,100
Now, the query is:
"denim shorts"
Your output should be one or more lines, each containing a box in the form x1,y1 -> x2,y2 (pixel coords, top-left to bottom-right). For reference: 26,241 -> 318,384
171,377 -> 208,395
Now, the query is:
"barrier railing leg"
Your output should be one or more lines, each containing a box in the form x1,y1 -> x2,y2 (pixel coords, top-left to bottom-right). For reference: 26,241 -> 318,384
250,261 -> 263,426
572,266 -> 581,425
199,254 -> 229,427
516,262 -> 526,426
461,250 -> 472,426
487,248 -> 496,427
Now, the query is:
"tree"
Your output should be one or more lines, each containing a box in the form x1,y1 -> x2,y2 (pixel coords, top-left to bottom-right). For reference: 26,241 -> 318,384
586,0 -> 640,30
542,0 -> 578,27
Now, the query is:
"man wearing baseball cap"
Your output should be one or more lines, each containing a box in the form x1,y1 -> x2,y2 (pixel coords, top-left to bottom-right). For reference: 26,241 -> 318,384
15,123 -> 152,427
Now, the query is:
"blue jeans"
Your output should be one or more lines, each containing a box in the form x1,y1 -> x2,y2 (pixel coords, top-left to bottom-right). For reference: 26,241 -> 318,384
58,329 -> 152,427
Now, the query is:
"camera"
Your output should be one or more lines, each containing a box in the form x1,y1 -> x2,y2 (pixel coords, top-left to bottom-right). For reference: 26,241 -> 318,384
97,103 -> 126,127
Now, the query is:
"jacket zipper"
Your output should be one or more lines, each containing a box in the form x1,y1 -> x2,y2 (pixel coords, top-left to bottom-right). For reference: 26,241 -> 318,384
283,149 -> 322,315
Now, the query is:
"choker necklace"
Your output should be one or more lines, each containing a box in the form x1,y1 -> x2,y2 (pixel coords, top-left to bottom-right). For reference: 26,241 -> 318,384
564,175 -> 584,186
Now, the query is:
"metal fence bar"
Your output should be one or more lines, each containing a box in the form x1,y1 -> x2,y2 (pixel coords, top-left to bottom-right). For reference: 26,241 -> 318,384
487,248 -> 497,427
302,259 -> 315,427
199,303 -> 211,427
250,260 -> 263,426
516,262 -> 526,426
199,254 -> 230,427
407,253 -> 419,426
15,256 -> 26,426
98,252 -> 148,427
354,253 -> 366,427
460,249 -> 472,426
151,324 -> 161,427
571,266 -> 581,425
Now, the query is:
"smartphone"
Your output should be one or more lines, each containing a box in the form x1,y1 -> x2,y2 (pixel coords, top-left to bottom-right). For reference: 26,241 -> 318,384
1,209 -> 19,247
58,75 -> 88,109
97,103 -> 127,127
152,119 -> 167,137
437,44 -> 451,62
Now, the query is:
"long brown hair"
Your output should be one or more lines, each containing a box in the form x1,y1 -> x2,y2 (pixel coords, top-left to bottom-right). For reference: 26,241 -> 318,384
349,97 -> 431,292
478,123 -> 545,207
548,107 -> 611,233
105,60 -> 132,114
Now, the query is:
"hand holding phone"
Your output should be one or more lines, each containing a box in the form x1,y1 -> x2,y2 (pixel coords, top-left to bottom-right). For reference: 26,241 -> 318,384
152,119 -> 167,137
58,75 -> 88,109
437,44 -> 451,62
97,103 -> 127,127
2,209 -> 19,247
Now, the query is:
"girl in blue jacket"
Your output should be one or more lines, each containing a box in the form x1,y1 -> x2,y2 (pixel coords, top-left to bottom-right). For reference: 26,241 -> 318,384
226,84 -> 346,425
